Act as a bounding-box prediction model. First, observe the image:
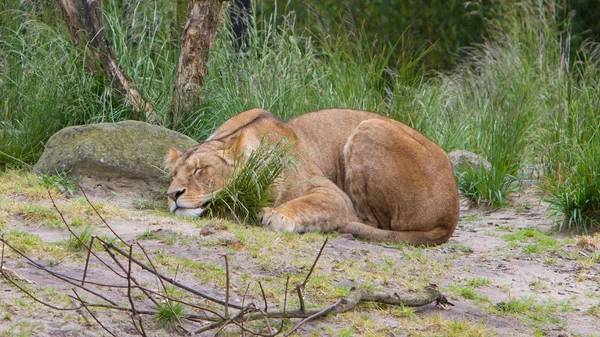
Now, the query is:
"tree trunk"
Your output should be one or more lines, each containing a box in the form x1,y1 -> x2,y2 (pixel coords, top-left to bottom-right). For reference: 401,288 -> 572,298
170,0 -> 224,129
57,0 -> 102,74
57,0 -> 156,122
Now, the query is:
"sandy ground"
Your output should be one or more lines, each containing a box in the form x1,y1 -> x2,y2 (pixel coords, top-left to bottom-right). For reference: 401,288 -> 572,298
0,181 -> 599,337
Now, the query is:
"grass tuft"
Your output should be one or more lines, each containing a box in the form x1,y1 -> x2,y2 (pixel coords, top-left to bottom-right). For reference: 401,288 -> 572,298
206,139 -> 298,225
65,225 -> 94,252
154,301 -> 186,329
40,172 -> 78,196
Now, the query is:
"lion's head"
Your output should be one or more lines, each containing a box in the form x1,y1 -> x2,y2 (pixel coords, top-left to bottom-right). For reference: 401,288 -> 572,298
165,140 -> 238,217
166,109 -> 299,218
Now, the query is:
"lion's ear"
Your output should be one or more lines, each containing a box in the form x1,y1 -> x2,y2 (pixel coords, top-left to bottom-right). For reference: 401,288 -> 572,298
166,148 -> 183,165
221,135 -> 242,166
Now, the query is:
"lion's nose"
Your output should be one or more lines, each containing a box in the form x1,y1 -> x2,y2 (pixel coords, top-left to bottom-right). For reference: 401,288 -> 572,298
167,188 -> 186,202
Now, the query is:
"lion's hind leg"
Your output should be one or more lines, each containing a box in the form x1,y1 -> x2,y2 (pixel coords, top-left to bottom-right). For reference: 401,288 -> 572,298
342,119 -> 458,245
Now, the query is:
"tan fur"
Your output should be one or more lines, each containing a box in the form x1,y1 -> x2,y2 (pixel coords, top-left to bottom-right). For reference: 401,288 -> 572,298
166,108 -> 459,245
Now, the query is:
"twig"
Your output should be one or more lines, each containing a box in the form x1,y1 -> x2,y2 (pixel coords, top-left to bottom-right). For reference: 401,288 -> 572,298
47,190 -> 125,278
259,281 -> 268,313
296,238 -> 328,312
96,237 -> 244,310
296,285 -> 305,312
301,238 -> 328,287
224,254 -> 230,318
76,182 -> 127,245
72,289 -> 118,337
1,234 -> 4,270
82,236 -> 94,286
241,283 -> 251,337
126,245 -> 147,337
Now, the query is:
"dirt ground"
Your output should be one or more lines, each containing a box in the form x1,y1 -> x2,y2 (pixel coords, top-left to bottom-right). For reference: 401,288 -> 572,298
0,176 -> 599,337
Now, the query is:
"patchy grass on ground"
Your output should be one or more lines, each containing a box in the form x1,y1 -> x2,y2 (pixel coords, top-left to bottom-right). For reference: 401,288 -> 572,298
1,172 -> 599,337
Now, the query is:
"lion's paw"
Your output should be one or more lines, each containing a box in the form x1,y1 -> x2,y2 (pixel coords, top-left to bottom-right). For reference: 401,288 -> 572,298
260,207 -> 296,232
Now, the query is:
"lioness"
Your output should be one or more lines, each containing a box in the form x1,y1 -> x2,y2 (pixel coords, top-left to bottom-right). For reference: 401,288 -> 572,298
166,109 -> 459,245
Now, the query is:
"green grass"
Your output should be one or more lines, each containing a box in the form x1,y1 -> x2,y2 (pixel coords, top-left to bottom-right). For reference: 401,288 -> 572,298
465,277 -> 492,287
1,0 -> 600,227
450,285 -> 488,302
540,51 -> 600,232
65,224 -> 94,252
206,139 -> 298,225
154,301 -> 186,329
503,228 -> 562,254
40,172 -> 78,196
2,231 -> 43,255
493,296 -> 561,324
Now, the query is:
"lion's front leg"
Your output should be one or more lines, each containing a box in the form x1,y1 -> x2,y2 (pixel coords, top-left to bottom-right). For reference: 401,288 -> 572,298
259,186 -> 356,234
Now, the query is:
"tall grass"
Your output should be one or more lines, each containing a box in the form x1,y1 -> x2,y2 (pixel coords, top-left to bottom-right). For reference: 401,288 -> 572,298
387,0 -> 564,207
0,1 -> 130,167
186,7 -> 427,139
1,0 -> 599,230
102,0 -> 179,120
540,44 -> 600,232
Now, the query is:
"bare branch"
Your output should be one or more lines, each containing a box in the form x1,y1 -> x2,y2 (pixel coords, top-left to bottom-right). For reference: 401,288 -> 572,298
77,182 -> 127,245
72,289 -> 119,337
96,237 -> 244,310
82,236 -> 94,286
283,299 -> 343,337
301,238 -> 328,287
126,245 -> 147,337
223,254 -> 230,318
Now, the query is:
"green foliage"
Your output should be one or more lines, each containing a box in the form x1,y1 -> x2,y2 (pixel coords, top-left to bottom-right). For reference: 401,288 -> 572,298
207,140 -> 298,225
503,228 -> 561,254
257,0 -> 494,70
40,172 -> 78,195
457,165 -> 518,208
65,225 -> 94,252
540,47 -> 600,232
0,2 -> 127,168
154,301 -> 186,329
390,0 -> 551,206
1,0 -> 600,225
191,9 -> 427,140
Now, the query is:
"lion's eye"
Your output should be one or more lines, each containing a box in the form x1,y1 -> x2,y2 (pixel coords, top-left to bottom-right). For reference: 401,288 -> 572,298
193,168 -> 202,176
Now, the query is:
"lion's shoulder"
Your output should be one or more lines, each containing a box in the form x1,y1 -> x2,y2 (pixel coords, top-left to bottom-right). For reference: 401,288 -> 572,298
207,109 -> 275,142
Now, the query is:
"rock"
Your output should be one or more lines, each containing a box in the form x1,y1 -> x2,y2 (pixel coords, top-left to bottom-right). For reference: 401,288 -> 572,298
33,120 -> 198,194
448,150 -> 492,172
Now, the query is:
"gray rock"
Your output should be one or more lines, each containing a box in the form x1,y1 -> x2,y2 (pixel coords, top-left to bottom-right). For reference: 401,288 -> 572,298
34,120 -> 198,189
448,150 -> 492,172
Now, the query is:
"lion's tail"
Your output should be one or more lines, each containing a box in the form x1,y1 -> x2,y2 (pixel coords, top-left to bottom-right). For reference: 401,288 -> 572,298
339,221 -> 454,246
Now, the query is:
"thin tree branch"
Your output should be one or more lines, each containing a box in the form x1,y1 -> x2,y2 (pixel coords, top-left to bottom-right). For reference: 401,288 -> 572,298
77,182 -> 127,245
72,289 -> 119,337
96,237 -> 244,310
